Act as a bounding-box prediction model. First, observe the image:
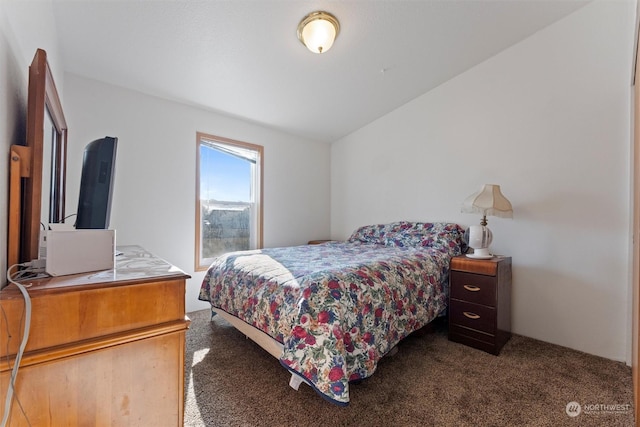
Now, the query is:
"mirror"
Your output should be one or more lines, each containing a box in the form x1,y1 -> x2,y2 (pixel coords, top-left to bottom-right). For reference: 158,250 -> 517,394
8,48 -> 67,265
42,109 -> 54,228
45,94 -> 67,226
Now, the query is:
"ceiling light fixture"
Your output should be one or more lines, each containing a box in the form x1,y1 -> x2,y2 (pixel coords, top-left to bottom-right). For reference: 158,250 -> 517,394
297,11 -> 340,54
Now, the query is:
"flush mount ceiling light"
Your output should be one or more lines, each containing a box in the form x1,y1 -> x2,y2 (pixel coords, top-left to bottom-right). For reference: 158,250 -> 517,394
297,11 -> 340,54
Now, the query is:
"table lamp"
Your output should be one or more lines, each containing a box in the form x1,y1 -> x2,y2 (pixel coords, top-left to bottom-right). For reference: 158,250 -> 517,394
461,184 -> 513,259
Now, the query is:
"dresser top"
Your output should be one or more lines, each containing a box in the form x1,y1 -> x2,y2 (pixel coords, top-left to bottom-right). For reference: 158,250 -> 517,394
2,245 -> 189,295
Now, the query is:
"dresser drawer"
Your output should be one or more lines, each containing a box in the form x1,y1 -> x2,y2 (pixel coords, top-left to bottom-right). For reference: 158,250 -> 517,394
449,299 -> 496,335
450,271 -> 496,307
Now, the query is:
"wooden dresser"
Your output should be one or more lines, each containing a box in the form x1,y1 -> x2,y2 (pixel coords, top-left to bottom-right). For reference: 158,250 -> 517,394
448,255 -> 512,355
0,246 -> 190,426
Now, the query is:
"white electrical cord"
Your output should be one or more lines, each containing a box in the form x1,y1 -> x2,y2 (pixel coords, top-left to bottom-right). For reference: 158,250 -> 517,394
1,263 -> 34,427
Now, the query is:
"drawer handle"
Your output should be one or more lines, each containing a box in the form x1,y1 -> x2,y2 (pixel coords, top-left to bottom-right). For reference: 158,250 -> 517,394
463,311 -> 480,320
463,284 -> 481,292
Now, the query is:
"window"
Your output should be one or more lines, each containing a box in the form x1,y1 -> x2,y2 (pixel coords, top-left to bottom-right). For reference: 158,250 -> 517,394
195,132 -> 263,270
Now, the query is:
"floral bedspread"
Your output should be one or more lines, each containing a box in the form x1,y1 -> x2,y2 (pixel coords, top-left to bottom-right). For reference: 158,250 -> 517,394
199,222 -> 464,405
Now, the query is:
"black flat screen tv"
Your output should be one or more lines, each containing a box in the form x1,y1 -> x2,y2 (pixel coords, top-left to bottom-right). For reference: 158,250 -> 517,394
75,136 -> 118,229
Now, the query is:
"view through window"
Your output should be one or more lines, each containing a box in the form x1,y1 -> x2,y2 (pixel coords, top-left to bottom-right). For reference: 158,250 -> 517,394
195,133 -> 263,270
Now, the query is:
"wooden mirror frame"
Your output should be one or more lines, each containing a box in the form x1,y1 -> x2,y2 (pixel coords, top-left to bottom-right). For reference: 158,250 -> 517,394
8,49 -> 67,266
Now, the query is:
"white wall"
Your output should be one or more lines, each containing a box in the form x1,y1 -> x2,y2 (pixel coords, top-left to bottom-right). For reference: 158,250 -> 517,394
0,0 -> 63,287
63,74 -> 331,313
1,0 -> 635,364
331,0 -> 635,362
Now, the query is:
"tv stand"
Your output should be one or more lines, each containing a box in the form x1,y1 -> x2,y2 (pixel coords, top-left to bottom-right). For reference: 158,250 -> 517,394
0,246 -> 190,426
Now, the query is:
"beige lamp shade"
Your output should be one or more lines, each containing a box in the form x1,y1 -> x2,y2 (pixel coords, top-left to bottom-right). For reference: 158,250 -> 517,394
461,184 -> 513,224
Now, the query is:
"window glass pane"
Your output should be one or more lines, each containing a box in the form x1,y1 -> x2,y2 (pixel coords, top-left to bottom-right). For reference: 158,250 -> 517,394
196,134 -> 262,271
200,144 -> 251,202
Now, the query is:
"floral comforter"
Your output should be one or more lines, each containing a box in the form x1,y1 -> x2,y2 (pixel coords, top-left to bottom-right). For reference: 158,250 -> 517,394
199,222 -> 464,405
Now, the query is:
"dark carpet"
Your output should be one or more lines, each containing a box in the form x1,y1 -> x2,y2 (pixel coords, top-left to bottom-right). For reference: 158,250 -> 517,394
184,309 -> 633,426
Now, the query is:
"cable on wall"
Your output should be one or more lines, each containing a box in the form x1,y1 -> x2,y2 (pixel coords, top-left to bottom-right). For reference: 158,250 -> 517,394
1,263 -> 35,427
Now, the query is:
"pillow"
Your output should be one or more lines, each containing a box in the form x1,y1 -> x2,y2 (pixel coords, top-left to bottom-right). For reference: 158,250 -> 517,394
348,221 -> 465,256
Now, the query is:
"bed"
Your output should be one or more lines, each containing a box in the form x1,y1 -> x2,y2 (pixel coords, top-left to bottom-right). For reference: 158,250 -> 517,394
198,221 -> 465,405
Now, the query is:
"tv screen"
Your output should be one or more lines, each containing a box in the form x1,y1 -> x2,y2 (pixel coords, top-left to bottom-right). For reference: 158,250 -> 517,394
75,136 -> 118,229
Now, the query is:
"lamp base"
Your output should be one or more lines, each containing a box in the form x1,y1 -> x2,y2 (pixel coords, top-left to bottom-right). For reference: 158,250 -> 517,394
464,226 -> 494,259
466,253 -> 494,259
466,247 -> 493,259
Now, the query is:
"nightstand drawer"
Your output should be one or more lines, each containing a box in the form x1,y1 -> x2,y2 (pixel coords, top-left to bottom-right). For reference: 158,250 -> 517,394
450,271 -> 496,307
448,327 -> 498,355
449,299 -> 496,335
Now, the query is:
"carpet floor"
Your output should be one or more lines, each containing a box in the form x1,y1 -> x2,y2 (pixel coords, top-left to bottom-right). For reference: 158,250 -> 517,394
184,309 -> 633,427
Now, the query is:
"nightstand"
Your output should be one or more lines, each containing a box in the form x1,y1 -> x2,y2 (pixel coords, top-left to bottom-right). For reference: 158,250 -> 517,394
448,255 -> 512,355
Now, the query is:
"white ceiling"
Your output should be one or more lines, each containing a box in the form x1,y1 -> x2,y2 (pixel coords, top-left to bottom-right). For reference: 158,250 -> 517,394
52,0 -> 588,143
